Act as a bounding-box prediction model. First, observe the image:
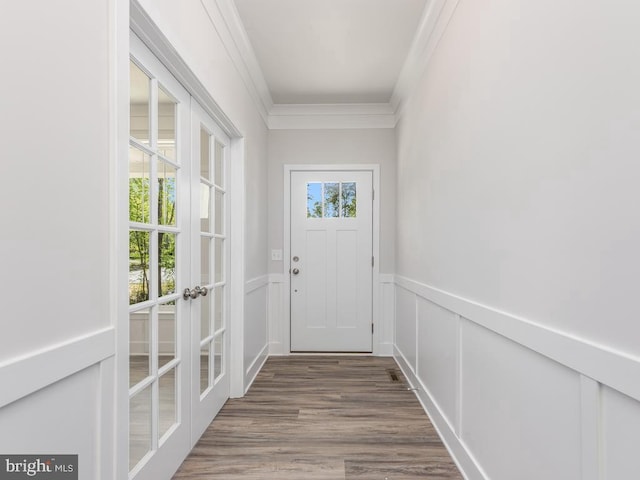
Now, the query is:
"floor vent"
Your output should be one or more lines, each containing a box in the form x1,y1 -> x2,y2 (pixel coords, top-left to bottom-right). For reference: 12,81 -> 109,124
387,369 -> 400,383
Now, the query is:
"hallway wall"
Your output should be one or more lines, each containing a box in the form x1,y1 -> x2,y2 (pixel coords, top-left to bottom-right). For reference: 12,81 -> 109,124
394,0 -> 640,478
0,1 -> 115,478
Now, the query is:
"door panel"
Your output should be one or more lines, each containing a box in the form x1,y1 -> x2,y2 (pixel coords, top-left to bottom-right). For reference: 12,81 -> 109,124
129,33 -> 191,480
190,102 -> 230,445
290,171 -> 373,352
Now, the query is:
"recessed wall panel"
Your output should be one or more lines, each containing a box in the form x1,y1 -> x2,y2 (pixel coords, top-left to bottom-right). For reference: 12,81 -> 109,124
417,298 -> 458,426
602,386 -> 640,478
461,320 -> 581,480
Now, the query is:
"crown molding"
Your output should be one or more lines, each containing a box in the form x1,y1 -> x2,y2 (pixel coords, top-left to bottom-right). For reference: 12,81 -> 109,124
201,0 -> 273,125
203,0 -> 460,130
269,103 -> 397,130
390,0 -> 461,120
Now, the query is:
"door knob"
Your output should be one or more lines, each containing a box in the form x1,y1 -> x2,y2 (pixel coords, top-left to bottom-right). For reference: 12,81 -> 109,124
183,287 -> 201,300
196,286 -> 208,296
292,268 -> 300,275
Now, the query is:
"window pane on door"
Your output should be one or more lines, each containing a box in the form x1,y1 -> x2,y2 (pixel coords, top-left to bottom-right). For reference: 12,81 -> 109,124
200,128 -> 210,181
214,190 -> 224,234
307,183 -> 322,218
213,333 -> 223,381
324,183 -> 339,218
129,309 -> 150,387
129,230 -> 150,304
341,182 -> 357,218
200,183 -> 210,232
129,385 -> 152,471
213,286 -> 223,332
214,140 -> 224,187
130,61 -> 150,144
201,292 -> 211,340
200,344 -> 210,394
129,147 -> 150,224
158,368 -> 177,440
158,87 -> 176,160
158,233 -> 176,297
214,238 -> 224,283
158,302 -> 176,369
201,236 -> 210,285
158,161 -> 177,226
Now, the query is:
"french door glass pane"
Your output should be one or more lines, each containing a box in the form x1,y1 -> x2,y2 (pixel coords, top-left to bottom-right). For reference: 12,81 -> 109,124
129,385 -> 152,470
130,61 -> 150,144
214,141 -> 224,187
129,309 -> 150,387
214,238 -> 224,283
129,147 -> 150,224
201,236 -> 210,285
129,230 -> 150,304
213,286 -> 223,332
213,334 -> 223,381
200,344 -> 210,394
200,183 -> 210,232
159,368 -> 177,440
201,292 -> 211,340
200,128 -> 210,181
214,190 -> 224,234
158,161 -> 177,226
158,302 -> 176,369
158,87 -> 176,160
158,232 -> 176,297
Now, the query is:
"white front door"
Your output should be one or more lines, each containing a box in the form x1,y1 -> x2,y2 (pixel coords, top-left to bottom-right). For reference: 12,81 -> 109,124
127,33 -> 230,480
290,170 -> 373,352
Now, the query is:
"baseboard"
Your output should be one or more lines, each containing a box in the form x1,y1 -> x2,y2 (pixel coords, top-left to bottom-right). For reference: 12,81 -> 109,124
394,346 -> 487,480
244,343 -> 269,393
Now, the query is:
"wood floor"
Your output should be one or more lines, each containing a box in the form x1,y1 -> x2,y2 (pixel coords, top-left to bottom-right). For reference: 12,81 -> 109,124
172,356 -> 462,479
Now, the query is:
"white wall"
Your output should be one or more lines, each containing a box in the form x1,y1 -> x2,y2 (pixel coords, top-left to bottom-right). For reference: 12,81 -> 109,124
394,0 -> 640,478
0,1 -> 115,478
136,0 -> 270,392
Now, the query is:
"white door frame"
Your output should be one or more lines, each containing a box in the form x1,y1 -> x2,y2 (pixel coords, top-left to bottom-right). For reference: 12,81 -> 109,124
283,164 -> 381,355
116,3 -> 246,479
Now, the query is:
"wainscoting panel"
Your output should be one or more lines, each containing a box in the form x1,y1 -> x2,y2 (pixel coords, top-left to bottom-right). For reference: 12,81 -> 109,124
378,274 -> 396,356
244,276 -> 269,391
461,320 -> 581,480
395,286 -> 417,368
268,274 -> 285,355
601,385 -> 640,479
393,277 -> 640,480
417,298 -> 458,428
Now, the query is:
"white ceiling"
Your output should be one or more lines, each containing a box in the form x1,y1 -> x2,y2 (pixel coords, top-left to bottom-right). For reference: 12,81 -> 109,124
233,0 -> 429,105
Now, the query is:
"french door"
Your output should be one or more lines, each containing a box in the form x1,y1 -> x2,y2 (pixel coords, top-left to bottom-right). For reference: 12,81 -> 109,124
290,170 -> 373,352
127,33 -> 230,480
190,102 -> 230,444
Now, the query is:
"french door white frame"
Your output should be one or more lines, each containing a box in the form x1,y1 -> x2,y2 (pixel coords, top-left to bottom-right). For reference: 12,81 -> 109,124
283,164 -> 381,355
116,3 -> 246,480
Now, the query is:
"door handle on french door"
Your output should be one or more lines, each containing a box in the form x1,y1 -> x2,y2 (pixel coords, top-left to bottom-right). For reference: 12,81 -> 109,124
196,286 -> 208,296
292,268 -> 300,275
183,287 -> 202,300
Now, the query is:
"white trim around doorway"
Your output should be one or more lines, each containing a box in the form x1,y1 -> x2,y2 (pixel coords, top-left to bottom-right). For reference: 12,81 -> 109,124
283,164 -> 381,355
